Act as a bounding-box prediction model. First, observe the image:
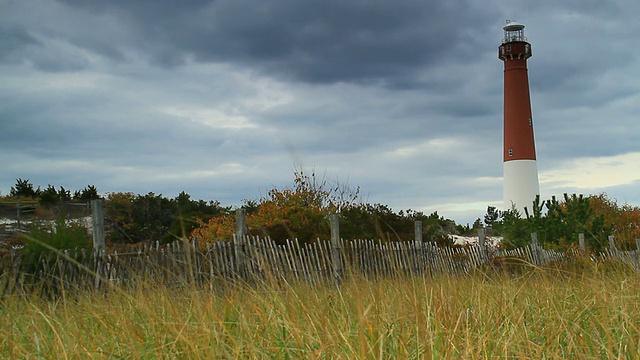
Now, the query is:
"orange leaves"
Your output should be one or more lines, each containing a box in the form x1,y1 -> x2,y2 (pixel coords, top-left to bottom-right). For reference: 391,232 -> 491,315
105,192 -> 136,233
588,193 -> 640,249
190,214 -> 236,244
190,170 -> 357,244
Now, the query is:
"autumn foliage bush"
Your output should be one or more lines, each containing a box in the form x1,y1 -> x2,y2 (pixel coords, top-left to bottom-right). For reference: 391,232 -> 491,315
588,193 -> 640,250
191,170 -> 358,244
190,170 -> 459,246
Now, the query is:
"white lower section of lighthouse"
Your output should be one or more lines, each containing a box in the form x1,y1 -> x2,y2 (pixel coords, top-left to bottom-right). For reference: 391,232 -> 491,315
503,159 -> 540,214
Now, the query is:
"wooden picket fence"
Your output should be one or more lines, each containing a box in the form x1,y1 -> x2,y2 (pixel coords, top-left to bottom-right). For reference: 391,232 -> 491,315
2,235 -> 639,296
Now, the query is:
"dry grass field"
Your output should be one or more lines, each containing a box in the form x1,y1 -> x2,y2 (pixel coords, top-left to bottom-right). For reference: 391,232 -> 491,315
1,262 -> 639,359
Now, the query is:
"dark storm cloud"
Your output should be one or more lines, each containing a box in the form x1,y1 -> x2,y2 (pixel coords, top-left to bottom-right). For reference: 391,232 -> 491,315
55,0 -> 495,86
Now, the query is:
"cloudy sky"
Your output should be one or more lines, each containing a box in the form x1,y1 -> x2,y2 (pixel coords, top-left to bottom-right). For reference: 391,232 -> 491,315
2,0 -> 639,225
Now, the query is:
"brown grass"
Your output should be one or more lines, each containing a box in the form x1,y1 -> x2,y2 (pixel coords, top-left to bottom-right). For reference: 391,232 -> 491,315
1,266 -> 639,359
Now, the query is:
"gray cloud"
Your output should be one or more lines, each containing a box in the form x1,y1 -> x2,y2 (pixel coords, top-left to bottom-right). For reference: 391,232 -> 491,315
52,0 -> 496,86
0,26 -> 42,63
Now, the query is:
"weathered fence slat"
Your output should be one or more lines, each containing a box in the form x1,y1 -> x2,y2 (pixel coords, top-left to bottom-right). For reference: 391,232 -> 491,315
4,232 -> 640,295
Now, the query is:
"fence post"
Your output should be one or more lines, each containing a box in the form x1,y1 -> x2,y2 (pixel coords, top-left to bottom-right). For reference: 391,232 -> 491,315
531,232 -> 539,265
578,233 -> 586,252
329,214 -> 343,281
234,208 -> 247,277
478,227 -> 487,262
91,199 -> 105,250
16,198 -> 21,229
608,235 -> 616,251
414,220 -> 422,245
236,208 -> 247,240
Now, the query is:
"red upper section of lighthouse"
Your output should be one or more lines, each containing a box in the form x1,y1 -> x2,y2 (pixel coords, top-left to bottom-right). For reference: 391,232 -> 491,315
499,21 -> 536,162
499,42 -> 531,61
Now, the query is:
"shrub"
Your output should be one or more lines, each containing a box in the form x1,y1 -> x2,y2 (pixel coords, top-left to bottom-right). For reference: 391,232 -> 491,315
23,215 -> 92,256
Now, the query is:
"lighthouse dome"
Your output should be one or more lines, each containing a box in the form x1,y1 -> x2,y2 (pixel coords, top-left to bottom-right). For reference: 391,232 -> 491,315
503,20 -> 525,31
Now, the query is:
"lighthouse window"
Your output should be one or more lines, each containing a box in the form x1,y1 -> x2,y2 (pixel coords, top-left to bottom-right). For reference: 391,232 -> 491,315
528,118 -> 532,125
508,149 -> 513,157
506,44 -> 511,51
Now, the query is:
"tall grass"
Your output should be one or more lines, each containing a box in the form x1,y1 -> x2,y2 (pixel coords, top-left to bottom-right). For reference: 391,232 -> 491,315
2,266 -> 640,359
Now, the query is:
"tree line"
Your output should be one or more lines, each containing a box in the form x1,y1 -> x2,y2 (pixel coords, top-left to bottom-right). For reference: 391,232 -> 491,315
3,175 -> 639,251
2,175 -> 466,248
7,178 -> 100,204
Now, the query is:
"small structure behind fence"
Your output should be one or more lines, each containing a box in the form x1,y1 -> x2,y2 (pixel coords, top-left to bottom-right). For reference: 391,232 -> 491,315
0,200 -> 93,242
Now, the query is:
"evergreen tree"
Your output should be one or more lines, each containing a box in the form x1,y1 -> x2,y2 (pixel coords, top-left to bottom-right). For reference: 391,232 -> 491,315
73,185 -> 100,201
9,178 -> 41,198
484,206 -> 500,227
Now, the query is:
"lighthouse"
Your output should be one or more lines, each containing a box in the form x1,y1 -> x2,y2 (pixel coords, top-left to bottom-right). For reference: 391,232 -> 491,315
499,20 -> 540,213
